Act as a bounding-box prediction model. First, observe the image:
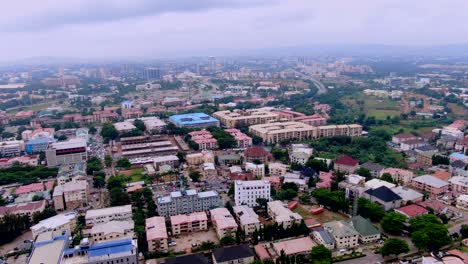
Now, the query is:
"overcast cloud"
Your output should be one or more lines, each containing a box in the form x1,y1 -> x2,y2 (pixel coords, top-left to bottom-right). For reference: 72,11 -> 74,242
1,0 -> 468,60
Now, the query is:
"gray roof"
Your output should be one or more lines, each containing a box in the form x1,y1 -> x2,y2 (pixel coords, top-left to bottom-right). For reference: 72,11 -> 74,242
324,220 -> 359,238
412,175 -> 449,188
313,227 -> 335,244
360,161 -> 384,172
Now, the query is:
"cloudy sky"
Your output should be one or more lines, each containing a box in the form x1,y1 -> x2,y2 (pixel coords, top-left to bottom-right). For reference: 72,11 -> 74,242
1,0 -> 467,60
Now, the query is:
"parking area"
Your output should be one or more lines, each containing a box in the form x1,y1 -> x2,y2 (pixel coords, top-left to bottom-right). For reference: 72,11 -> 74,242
170,227 -> 220,253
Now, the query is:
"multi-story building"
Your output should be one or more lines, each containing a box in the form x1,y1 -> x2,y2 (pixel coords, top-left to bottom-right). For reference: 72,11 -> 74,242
152,155 -> 179,170
186,151 -> 214,166
45,138 -> 87,167
61,238 -> 138,264
126,116 -> 166,133
210,208 -> 238,239
0,139 -> 24,157
334,155 -> 359,174
169,113 -> 220,129
449,176 -> 468,194
249,122 -> 317,144
245,162 -> 265,177
244,146 -> 272,163
156,189 -> 222,217
268,162 -> 288,176
233,205 -> 261,235
213,108 -> 279,128
312,227 -> 335,250
234,180 -> 270,207
224,128 -> 252,148
53,179 -> 89,211
146,216 -> 168,253
316,124 -> 362,138
363,186 -> 402,211
0,200 -> 46,219
456,195 -> 468,210
189,130 -> 218,150
25,137 -> 56,154
267,201 -> 302,229
114,121 -> 136,133
85,205 -> 133,226
30,212 -> 77,239
411,175 -> 450,195
212,244 -> 255,264
170,212 -> 208,235
380,168 -> 414,184
348,216 -> 380,243
324,220 -> 359,249
85,220 -> 134,243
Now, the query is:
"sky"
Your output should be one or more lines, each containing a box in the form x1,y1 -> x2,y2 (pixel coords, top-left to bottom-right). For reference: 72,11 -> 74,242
1,0 -> 468,61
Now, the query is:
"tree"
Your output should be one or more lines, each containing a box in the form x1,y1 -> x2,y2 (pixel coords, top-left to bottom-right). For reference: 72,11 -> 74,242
461,225 -> 468,238
189,171 -> 201,182
276,189 -> 297,200
380,238 -> 409,257
107,175 -> 126,190
220,235 -> 236,246
410,214 -> 451,251
305,159 -> 329,172
356,167 -> 372,180
432,155 -> 449,166
357,198 -> 385,222
380,212 -> 407,235
256,198 -> 268,210
57,134 -> 68,141
104,155 -> 113,167
312,188 -> 348,212
87,157 -> 103,175
101,123 -> 119,142
309,245 -> 332,264
281,182 -> 299,192
93,176 -> 106,188
88,126 -> 97,135
380,173 -> 394,184
133,119 -> 146,132
116,158 -> 131,169
109,187 -> 131,206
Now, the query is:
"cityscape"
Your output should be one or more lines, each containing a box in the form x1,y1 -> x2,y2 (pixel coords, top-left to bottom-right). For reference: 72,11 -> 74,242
0,1 -> 467,264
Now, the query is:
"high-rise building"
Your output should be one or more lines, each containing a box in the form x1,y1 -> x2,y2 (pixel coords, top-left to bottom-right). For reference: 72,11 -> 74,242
156,189 -> 222,217
234,180 -> 270,207
145,67 -> 161,81
209,56 -> 216,74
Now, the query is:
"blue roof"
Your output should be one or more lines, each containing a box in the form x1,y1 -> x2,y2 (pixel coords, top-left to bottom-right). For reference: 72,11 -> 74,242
26,137 -> 56,144
122,100 -> 133,104
450,153 -> 467,159
169,112 -> 219,125
88,239 -> 133,257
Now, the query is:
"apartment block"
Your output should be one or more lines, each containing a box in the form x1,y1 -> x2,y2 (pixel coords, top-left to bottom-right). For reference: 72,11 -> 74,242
225,128 -> 252,148
45,138 -> 87,167
85,205 -> 133,226
411,175 -> 450,195
245,162 -> 265,177
233,205 -> 261,236
85,220 -> 134,243
324,220 -> 359,249
146,216 -> 168,252
53,179 -> 90,211
186,151 -> 214,166
170,212 -> 208,235
268,162 -> 288,176
267,201 -> 302,229
0,139 -> 24,157
210,208 -> 238,239
157,189 -> 222,217
213,109 -> 279,128
249,122 -> 317,144
30,212 -> 77,239
234,180 -> 271,207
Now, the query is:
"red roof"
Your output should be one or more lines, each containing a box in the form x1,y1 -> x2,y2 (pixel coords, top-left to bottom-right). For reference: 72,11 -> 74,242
335,155 -> 358,166
395,204 -> 428,218
305,219 -> 322,228
15,183 -> 44,195
0,200 -> 46,216
418,200 -> 446,213
229,172 -> 254,181
244,146 -> 270,158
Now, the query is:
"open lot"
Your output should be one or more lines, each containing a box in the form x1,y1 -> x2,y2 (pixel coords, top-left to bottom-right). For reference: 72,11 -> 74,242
294,204 -> 348,223
170,227 -> 220,254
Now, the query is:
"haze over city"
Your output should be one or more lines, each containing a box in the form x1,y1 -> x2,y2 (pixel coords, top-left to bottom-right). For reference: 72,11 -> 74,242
2,0 -> 468,60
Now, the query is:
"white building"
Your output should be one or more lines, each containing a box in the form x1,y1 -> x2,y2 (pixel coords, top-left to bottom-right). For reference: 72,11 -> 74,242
114,121 -> 136,133
456,195 -> 468,211
234,180 -> 271,207
233,205 -> 261,236
30,212 -> 77,239
45,138 -> 87,167
245,162 -> 265,177
0,140 -> 24,157
268,162 -> 288,176
85,205 -> 133,226
267,201 -> 302,229
85,220 -> 134,243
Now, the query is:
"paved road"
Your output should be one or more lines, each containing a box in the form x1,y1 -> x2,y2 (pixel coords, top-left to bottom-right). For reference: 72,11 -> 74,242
339,250 -> 383,264
290,68 -> 327,94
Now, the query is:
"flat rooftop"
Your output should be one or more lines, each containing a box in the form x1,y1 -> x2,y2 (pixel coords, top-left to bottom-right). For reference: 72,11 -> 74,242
169,113 -> 219,125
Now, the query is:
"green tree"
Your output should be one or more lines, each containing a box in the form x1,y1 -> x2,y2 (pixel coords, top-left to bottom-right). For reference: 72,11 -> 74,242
101,122 -> 119,142
357,198 -> 385,222
432,155 -> 449,166
380,212 -> 407,235
220,235 -> 236,246
93,176 -> 106,188
380,238 -> 409,257
410,214 -> 451,251
309,245 -> 332,264
461,225 -> 468,238
356,167 -> 372,180
116,158 -> 131,169
305,159 -> 329,172
312,188 -> 348,212
133,119 -> 146,132
256,198 -> 269,210
104,154 -> 113,167
109,187 -> 131,206
88,126 -> 97,135
380,173 -> 394,184
189,171 -> 201,182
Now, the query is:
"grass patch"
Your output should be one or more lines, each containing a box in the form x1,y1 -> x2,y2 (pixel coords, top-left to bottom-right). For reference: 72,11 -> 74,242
294,205 -> 313,220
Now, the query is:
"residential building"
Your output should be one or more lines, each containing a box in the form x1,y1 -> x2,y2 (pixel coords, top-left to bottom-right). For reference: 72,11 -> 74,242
25,137 -> 56,154
189,130 -> 218,150
268,162 -> 288,176
392,133 -> 419,144
235,180 -> 270,207
267,201 -> 302,228
249,121 -> 316,143
456,195 -> 468,210
244,146 -> 272,163
395,204 -> 428,219
224,128 -> 252,148
156,189 -> 222,217
360,162 -> 384,178
363,186 -> 402,211
416,151 -> 435,166
212,244 -> 255,264
245,162 -> 265,177
348,216 -> 380,243
114,121 -> 136,133
0,139 -> 24,157
85,205 -> 133,226
53,179 -> 90,211
45,138 -> 87,167
28,231 -> 70,264
411,175 -> 450,195
213,108 -> 279,128
186,151 -> 214,166
334,155 -> 359,174
0,200 -> 46,219
365,179 -> 396,190
264,176 -> 281,190
85,220 -> 134,243
61,238 -> 138,264
400,139 -> 427,151
169,113 -> 220,129
233,205 -> 261,236
272,237 -> 316,257
170,212 -> 208,235
30,212 -> 77,239
449,176 -> 468,194
324,220 -> 359,249
312,227 -> 335,249
391,186 -> 424,204
380,168 -> 414,184
146,216 -> 168,252
210,208 -> 238,239
284,178 -> 307,191
217,153 -> 242,165
163,253 -> 209,264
